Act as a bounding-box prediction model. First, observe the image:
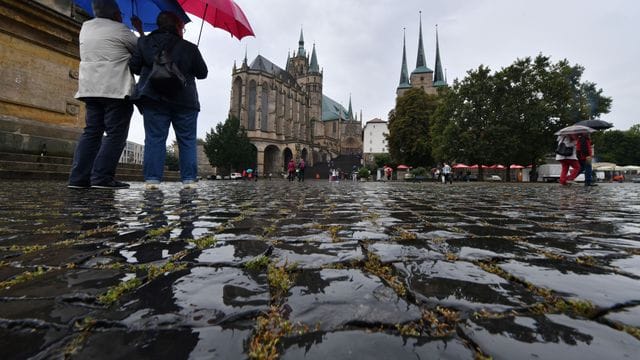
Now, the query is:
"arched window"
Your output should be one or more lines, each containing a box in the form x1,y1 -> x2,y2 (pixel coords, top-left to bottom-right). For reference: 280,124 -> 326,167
261,82 -> 269,131
248,80 -> 257,130
232,77 -> 243,120
275,89 -> 282,134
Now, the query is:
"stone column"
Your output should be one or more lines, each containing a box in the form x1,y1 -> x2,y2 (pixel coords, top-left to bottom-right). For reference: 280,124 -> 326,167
257,148 -> 265,176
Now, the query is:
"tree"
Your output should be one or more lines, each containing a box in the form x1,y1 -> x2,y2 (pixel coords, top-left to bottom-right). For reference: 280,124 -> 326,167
592,128 -> 640,165
165,146 -> 179,171
203,116 -> 256,174
373,153 -> 393,169
388,88 -> 439,167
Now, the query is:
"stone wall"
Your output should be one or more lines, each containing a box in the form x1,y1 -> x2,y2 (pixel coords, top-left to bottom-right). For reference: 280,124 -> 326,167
0,0 -> 86,156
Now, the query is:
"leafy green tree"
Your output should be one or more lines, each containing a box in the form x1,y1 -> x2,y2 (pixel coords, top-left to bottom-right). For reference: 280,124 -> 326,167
165,146 -> 179,171
592,129 -> 640,165
203,116 -> 256,174
373,153 -> 393,169
388,88 -> 439,167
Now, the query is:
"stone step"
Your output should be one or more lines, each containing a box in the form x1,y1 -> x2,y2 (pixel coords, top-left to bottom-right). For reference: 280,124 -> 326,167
0,152 -> 143,170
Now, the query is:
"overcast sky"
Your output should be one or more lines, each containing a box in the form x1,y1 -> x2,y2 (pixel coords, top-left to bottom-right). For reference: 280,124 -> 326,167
127,0 -> 640,145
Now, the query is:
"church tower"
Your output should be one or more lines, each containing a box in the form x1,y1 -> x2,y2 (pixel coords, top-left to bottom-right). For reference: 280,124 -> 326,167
304,43 -> 323,142
288,28 -> 310,79
396,28 -> 412,98
409,12 -> 435,94
433,25 -> 447,88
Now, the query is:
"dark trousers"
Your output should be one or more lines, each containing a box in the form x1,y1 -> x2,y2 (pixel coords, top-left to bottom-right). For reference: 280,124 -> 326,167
579,159 -> 593,185
69,98 -> 132,186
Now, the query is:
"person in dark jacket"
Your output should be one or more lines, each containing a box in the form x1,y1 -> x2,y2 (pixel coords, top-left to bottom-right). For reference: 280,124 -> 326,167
576,133 -> 596,186
129,11 -> 208,189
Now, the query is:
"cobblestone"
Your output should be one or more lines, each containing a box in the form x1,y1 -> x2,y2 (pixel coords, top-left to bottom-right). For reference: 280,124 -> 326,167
1,180 -> 639,359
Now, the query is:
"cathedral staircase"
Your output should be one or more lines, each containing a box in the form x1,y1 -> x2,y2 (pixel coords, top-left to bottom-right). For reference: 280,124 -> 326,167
0,152 -> 179,182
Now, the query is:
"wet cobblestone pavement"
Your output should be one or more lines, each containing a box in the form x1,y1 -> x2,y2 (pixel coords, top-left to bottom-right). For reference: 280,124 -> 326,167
1,180 -> 639,359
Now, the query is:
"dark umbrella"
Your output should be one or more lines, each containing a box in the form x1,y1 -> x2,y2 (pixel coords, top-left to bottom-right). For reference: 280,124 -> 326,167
575,119 -> 613,130
74,0 -> 191,32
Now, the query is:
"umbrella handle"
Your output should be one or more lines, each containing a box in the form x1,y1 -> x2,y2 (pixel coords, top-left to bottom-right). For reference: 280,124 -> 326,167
197,3 -> 208,46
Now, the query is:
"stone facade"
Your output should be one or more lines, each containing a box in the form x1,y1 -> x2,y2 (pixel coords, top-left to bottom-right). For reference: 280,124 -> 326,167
229,30 -> 362,175
0,0 -> 88,157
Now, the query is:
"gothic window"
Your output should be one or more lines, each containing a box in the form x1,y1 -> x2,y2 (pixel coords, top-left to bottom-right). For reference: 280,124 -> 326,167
232,77 -> 243,120
248,80 -> 257,130
261,82 -> 269,131
275,89 -> 281,134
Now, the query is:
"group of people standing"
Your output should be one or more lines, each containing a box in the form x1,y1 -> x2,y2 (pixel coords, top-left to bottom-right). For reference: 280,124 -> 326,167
68,0 -> 207,190
556,133 -> 595,186
287,158 -> 305,182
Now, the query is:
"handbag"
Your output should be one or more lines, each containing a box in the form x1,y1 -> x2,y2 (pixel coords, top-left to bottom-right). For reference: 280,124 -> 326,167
555,137 -> 574,156
148,37 -> 186,96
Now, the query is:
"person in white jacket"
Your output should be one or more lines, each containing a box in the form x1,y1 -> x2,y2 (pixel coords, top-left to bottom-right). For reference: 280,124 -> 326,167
68,0 -> 142,189
555,134 -> 581,186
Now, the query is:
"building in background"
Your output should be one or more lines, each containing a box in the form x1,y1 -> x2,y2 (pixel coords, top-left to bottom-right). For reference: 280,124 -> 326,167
362,118 -> 389,165
229,29 -> 362,175
119,141 -> 144,165
396,15 -> 447,99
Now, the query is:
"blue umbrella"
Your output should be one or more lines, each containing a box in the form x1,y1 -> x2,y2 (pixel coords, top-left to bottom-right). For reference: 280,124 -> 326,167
73,0 -> 190,32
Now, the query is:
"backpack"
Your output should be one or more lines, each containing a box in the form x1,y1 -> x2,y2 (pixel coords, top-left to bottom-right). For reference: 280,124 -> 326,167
148,37 -> 186,96
555,137 -> 574,156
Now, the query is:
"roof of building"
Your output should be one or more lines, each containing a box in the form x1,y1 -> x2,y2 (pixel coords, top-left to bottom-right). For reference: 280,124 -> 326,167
249,55 -> 298,86
309,43 -> 319,73
322,95 -> 349,121
398,30 -> 411,90
433,25 -> 446,86
366,118 -> 387,124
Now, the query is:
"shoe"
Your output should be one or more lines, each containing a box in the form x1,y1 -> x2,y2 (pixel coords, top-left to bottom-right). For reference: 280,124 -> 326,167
587,183 -> 598,187
182,181 -> 197,189
67,183 -> 90,189
144,181 -> 160,190
91,180 -> 130,189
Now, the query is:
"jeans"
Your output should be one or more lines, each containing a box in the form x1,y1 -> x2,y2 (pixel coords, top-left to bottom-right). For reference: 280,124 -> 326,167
142,101 -> 198,182
69,98 -> 132,186
580,159 -> 593,185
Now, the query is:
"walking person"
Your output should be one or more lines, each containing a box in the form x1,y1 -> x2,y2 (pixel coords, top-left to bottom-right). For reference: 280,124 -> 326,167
287,158 -> 296,182
68,0 -> 143,189
442,163 -> 452,184
556,135 -> 581,186
576,134 -> 596,186
297,158 -> 306,182
129,11 -> 208,189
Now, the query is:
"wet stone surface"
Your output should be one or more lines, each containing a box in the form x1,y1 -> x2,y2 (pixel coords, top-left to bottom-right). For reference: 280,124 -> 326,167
0,180 -> 639,359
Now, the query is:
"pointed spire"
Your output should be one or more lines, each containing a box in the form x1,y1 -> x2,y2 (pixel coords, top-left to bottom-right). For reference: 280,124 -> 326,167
309,43 -> 319,73
298,27 -> 306,57
242,46 -> 248,66
347,94 -> 353,120
412,11 -> 433,74
433,25 -> 446,86
285,50 -> 290,71
398,28 -> 411,89
360,109 -> 363,123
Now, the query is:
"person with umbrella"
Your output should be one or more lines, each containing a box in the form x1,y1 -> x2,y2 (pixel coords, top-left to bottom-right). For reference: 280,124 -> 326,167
68,0 -> 144,189
576,133 -> 596,186
554,125 -> 595,186
130,11 -> 208,189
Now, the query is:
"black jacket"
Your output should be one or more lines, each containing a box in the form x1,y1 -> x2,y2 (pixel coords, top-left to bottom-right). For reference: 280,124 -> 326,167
129,30 -> 208,110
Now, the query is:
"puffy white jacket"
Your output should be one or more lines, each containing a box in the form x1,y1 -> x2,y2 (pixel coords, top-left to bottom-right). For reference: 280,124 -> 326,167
75,18 -> 138,99
555,136 -> 578,161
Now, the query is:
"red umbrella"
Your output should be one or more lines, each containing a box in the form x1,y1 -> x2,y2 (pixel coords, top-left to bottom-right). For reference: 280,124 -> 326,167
489,164 -> 505,169
179,0 -> 255,44
396,165 -> 410,170
510,164 -> 525,169
469,164 -> 490,169
452,163 -> 469,169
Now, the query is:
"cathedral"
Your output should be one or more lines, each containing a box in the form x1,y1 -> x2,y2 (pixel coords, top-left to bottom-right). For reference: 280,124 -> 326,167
396,15 -> 447,98
229,30 -> 362,176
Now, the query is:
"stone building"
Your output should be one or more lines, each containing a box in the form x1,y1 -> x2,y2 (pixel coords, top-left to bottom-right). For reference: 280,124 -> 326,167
0,0 -> 89,157
229,29 -> 362,176
396,16 -> 447,98
119,141 -> 144,165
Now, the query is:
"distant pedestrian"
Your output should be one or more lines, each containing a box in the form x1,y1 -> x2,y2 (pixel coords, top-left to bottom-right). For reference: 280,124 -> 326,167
68,0 -> 143,189
442,163 -> 452,184
385,166 -> 392,181
287,159 -> 296,181
556,135 -> 581,186
576,133 -> 596,186
298,158 -> 305,182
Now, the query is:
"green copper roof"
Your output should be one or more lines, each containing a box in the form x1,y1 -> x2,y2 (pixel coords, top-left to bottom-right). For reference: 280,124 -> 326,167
398,30 -> 411,89
309,43 -> 319,73
298,28 -> 306,57
412,12 -> 433,74
322,95 -> 349,121
433,25 -> 445,85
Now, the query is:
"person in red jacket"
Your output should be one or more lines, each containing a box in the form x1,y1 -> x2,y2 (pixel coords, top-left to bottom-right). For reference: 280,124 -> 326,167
576,133 -> 595,186
287,159 -> 296,182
